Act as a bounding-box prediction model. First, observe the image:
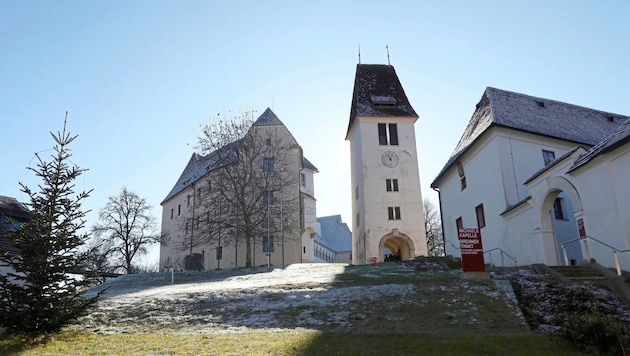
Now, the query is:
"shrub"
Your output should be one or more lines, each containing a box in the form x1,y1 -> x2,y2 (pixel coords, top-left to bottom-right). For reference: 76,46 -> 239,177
562,312 -> 628,355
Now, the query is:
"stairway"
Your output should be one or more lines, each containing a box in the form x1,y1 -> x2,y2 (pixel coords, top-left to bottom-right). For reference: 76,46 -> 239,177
547,264 -> 630,308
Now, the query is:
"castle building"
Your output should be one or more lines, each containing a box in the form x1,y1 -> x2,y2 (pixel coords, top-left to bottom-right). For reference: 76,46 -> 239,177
160,108 -> 318,270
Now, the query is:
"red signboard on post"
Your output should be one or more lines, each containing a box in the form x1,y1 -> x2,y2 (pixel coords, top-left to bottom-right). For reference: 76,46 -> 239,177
458,227 -> 485,272
577,218 -> 586,238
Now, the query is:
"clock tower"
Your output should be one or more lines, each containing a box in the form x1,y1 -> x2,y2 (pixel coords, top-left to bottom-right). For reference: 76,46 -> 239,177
345,64 -> 427,264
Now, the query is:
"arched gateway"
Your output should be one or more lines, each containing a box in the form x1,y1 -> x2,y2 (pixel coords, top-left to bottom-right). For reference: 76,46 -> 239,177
379,230 -> 415,261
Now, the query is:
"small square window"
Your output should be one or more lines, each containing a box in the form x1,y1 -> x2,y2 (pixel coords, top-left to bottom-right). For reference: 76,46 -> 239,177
542,150 -> 555,166
386,178 -> 399,192
263,190 -> 275,205
388,207 -> 401,220
266,138 -> 272,146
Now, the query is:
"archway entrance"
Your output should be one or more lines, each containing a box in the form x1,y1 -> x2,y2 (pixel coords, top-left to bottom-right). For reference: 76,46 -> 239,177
533,176 -> 584,265
379,230 -> 415,262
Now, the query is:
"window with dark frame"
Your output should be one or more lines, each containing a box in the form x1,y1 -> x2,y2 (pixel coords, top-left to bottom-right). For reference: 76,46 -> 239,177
388,207 -> 401,220
554,198 -> 566,220
457,162 -> 467,191
386,178 -> 399,192
356,212 -> 360,227
389,123 -> 398,145
475,204 -> 486,228
263,235 -> 274,252
542,150 -> 556,166
377,123 -> 399,145
178,204 -> 181,216
456,217 -> 463,230
301,173 -> 306,186
266,138 -> 272,146
263,157 -> 275,172
263,190 -> 275,205
170,208 -> 173,219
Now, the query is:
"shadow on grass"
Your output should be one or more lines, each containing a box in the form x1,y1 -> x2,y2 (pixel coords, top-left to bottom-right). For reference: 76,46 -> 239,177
296,332 -> 585,356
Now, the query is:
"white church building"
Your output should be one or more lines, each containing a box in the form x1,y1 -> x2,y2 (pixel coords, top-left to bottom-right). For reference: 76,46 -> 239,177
346,64 -> 428,264
431,87 -> 630,271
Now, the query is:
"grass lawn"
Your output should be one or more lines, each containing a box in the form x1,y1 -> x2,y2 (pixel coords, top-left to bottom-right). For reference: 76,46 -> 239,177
0,330 -> 587,356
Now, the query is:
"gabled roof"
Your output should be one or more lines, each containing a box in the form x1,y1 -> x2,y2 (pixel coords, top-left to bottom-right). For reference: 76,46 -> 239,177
569,118 -> 630,172
523,146 -> 586,185
346,64 -> 418,139
314,215 -> 352,252
253,107 -> 284,126
162,109 -> 318,204
431,87 -> 629,187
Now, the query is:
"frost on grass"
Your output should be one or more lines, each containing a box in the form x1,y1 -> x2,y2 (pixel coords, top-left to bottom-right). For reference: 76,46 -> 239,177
75,262 -> 530,334
506,269 -> 630,334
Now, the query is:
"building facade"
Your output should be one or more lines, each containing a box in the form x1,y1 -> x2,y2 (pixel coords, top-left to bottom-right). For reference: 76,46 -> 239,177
432,87 -> 630,270
313,215 -> 352,263
346,64 -> 428,264
160,108 -> 318,270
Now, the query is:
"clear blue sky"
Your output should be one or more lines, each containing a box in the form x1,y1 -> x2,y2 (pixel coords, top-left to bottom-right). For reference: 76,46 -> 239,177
2,1 -> 630,265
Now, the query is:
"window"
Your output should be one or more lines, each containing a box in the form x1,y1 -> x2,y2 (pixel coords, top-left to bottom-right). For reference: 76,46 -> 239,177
185,222 -> 189,234
386,178 -> 399,192
263,190 -> 275,205
187,195 -> 191,207
542,150 -> 555,165
170,208 -> 174,219
355,185 -> 359,200
301,173 -> 306,186
377,123 -> 399,145
263,235 -> 274,252
263,157 -> 275,172
554,198 -> 566,220
475,204 -> 486,229
266,138 -> 272,146
178,204 -> 181,216
356,212 -> 360,227
197,188 -> 202,200
388,207 -> 401,220
456,217 -> 463,231
457,162 -> 466,190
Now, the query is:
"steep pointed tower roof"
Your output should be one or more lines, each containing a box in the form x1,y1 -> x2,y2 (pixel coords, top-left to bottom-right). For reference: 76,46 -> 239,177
346,64 -> 418,139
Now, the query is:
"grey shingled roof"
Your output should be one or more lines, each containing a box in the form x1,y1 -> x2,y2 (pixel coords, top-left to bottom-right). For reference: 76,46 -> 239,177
569,118 -> 630,172
314,215 -> 352,252
346,64 -> 418,138
162,109 -> 317,204
253,107 -> 284,126
431,87 -> 629,187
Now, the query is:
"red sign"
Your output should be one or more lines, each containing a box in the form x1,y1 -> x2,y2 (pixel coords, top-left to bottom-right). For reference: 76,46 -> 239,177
458,227 -> 485,272
577,218 -> 586,238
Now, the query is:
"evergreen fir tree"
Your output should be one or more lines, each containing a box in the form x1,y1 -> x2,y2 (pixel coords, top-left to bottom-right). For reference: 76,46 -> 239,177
0,115 -> 104,335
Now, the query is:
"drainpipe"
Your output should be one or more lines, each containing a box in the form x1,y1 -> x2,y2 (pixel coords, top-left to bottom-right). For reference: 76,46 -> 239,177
432,186 -> 446,257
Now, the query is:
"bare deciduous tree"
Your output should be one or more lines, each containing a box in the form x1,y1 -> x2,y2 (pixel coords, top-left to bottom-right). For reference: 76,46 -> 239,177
424,199 -> 444,257
184,110 -> 301,268
92,187 -> 160,274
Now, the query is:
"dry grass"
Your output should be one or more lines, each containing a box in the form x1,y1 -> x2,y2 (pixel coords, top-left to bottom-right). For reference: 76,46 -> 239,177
0,330 -> 586,355
0,262 -> 597,355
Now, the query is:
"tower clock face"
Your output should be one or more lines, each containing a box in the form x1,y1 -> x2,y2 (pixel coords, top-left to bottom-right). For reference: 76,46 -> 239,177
381,151 -> 399,168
